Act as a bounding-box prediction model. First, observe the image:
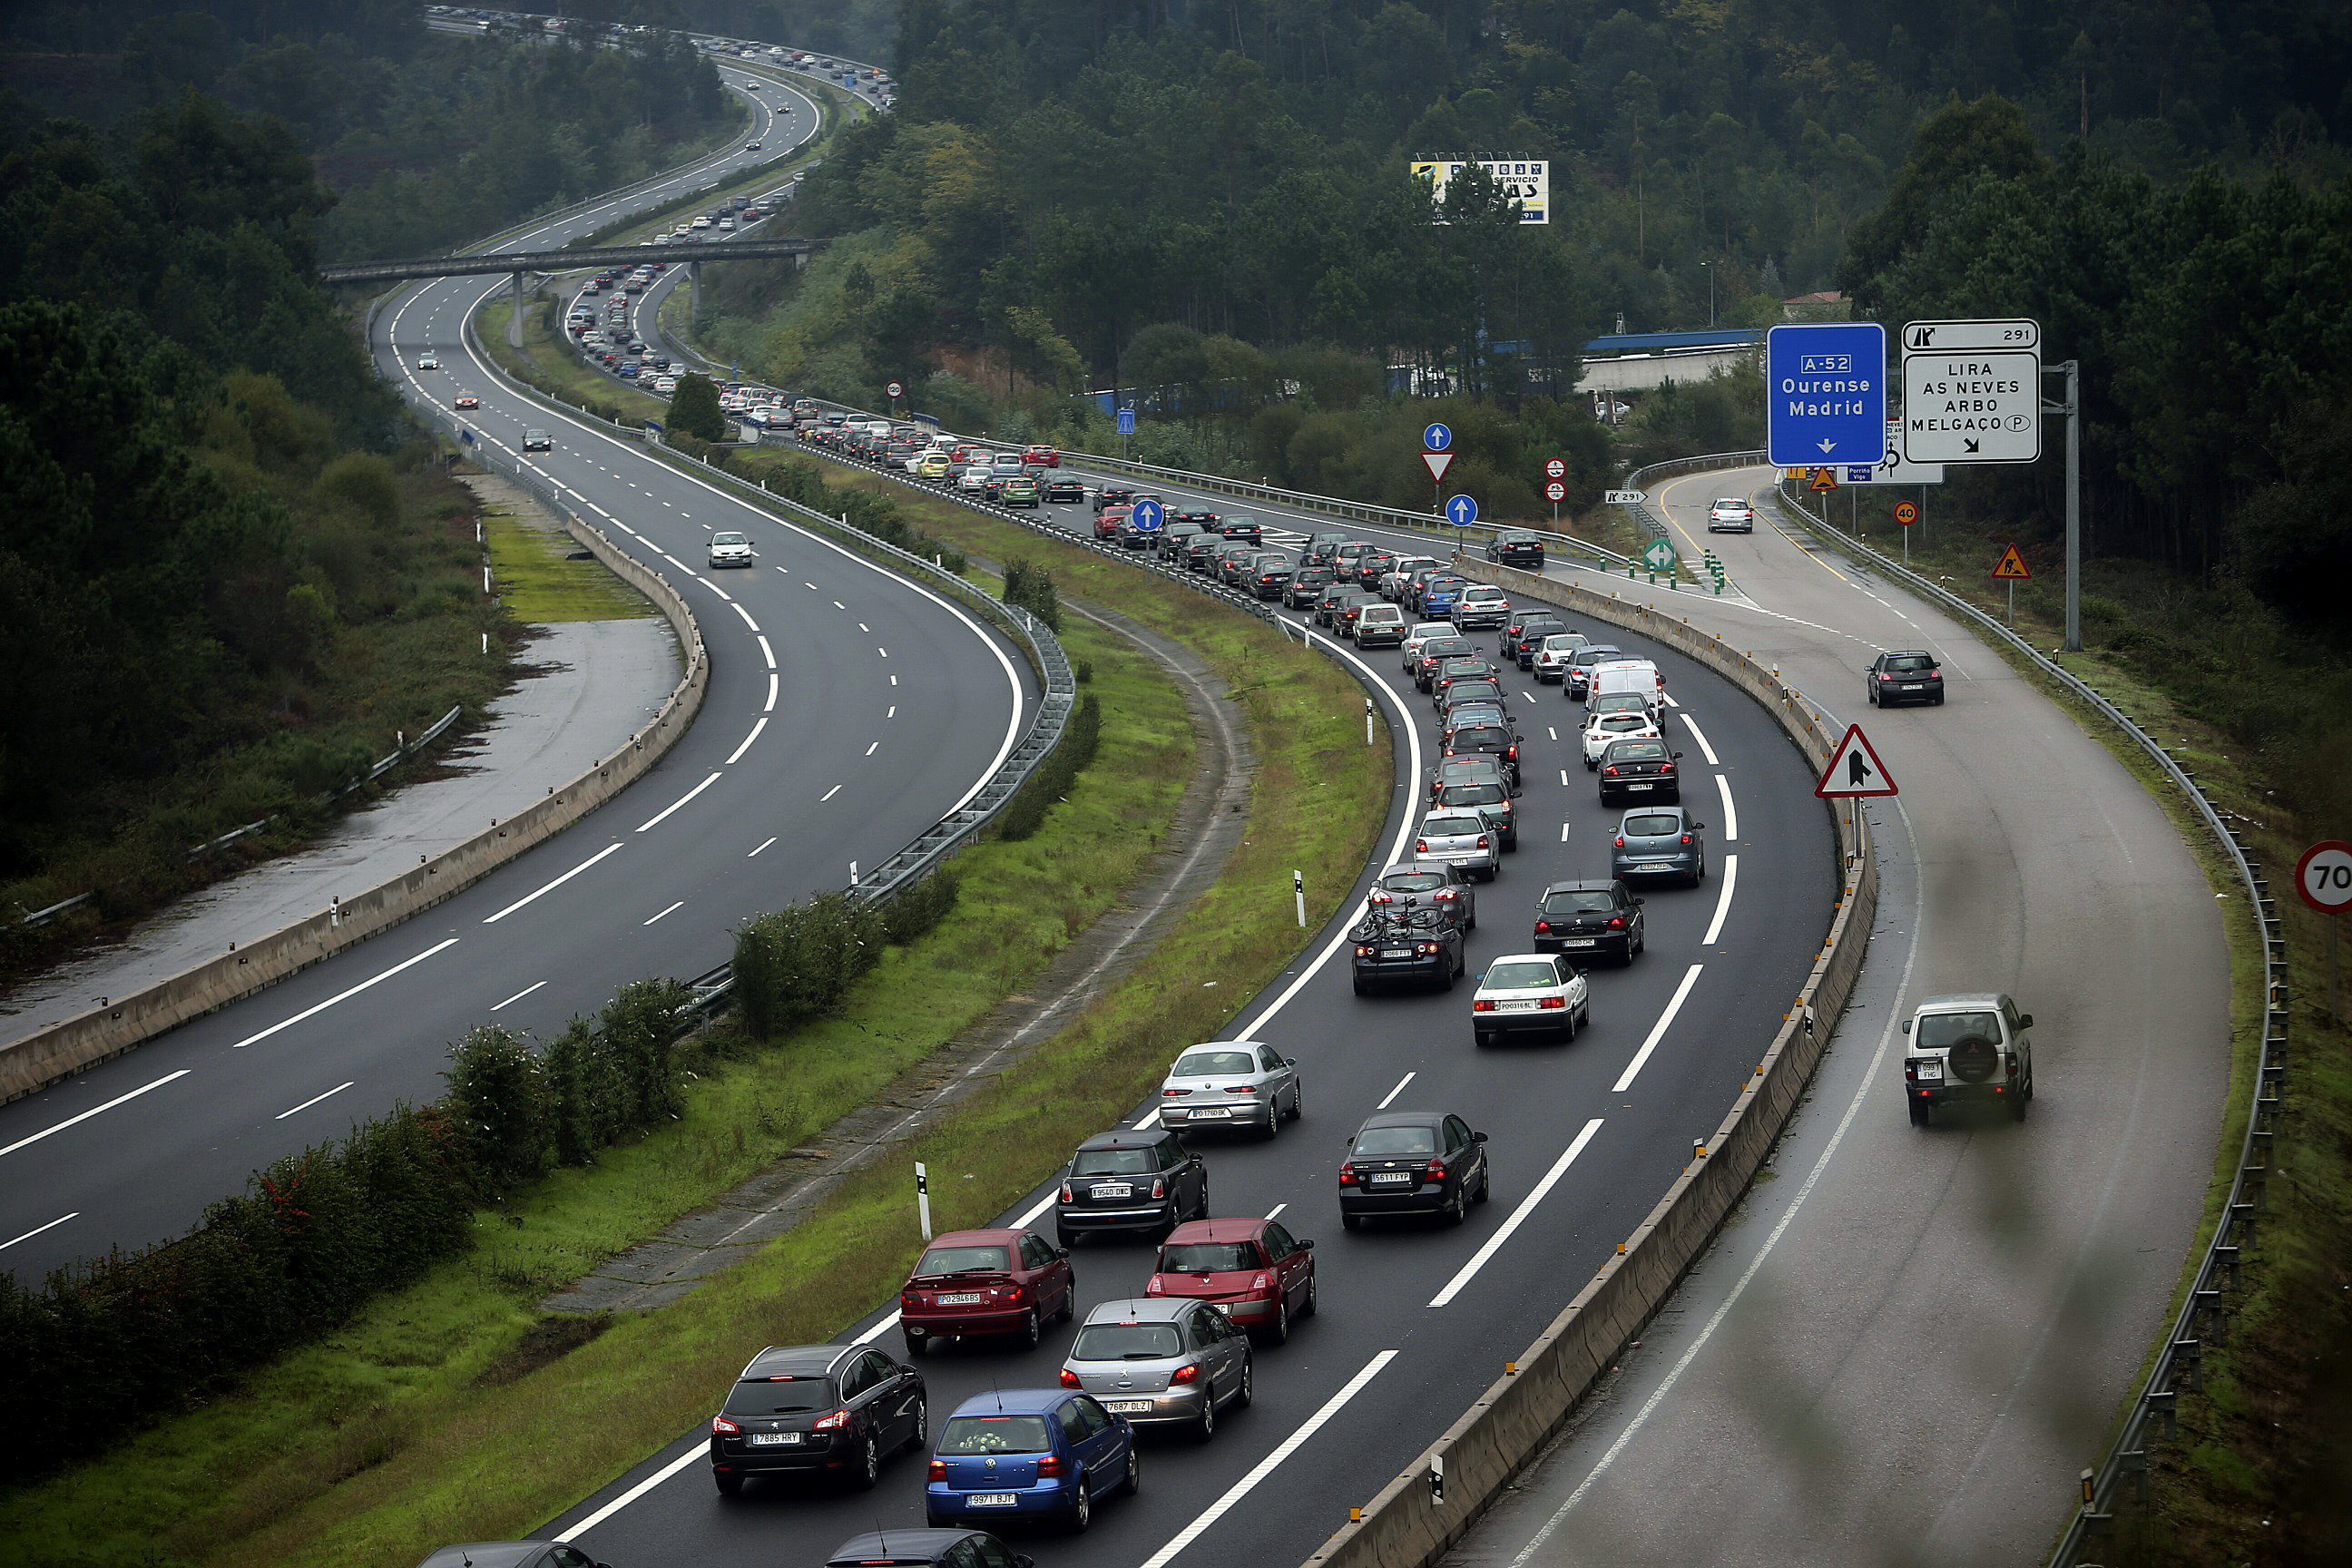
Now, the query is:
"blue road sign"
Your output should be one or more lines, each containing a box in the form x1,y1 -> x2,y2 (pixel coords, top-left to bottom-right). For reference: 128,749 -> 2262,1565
1765,322 -> 1887,468
1446,494 -> 1479,526
1117,408 -> 1137,436
1130,497 -> 1164,531
1423,422 -> 1454,452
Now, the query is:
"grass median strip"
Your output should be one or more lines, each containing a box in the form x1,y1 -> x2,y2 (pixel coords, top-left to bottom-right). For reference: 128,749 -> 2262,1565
0,495 -> 1388,1568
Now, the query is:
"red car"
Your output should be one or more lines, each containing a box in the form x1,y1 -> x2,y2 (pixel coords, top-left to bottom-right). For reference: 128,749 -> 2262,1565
1024,444 -> 1061,468
1093,505 -> 1132,541
1144,1217 -> 1317,1344
453,395 -> 479,410
897,1227 -> 1074,1355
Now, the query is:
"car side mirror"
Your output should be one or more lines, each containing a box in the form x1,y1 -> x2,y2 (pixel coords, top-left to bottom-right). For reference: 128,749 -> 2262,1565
1672,751 -> 1684,760
1689,821 -> 1706,830
1899,1019 -> 1913,1034
2018,1014 -> 2034,1029
1296,1238 -> 1314,1250
1473,1131 -> 1488,1143
1633,897 -> 1646,906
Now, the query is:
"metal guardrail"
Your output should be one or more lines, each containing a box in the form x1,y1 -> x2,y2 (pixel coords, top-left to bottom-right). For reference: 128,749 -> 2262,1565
1759,480 -> 2288,1564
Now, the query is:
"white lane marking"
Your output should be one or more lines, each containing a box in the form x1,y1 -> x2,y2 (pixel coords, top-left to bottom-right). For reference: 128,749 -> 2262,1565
491,980 -> 548,1012
233,939 -> 462,1047
1560,769 -> 1573,787
806,581 -> 818,590
725,717 -> 768,765
1266,1202 -> 1289,1220
276,1082 -> 355,1120
832,599 -> 845,609
878,646 -> 889,658
1,1211 -> 79,1250
1548,727 -> 1559,741
1612,964 -> 1705,1093
1681,711 -> 1720,766
764,672 -> 779,712
1136,1349 -> 1400,1568
852,1308 -> 906,1347
484,843 -> 624,924
1132,1106 -> 1161,1131
1701,855 -> 1740,946
864,740 -> 878,757
1377,1070 -> 1416,1109
1513,807 -> 1924,1550
858,622 -> 869,632
889,673 -> 898,685
1429,1117 -> 1607,1308
730,602 -> 759,632
887,705 -> 897,719
643,901 -> 684,926
1561,820 -> 1573,843
1662,692 -> 1681,709
559,1445 -> 708,1542
636,771 -> 722,832
0,1070 -> 193,1158
1715,774 -> 1740,841
749,836 -> 777,858
820,784 -> 842,802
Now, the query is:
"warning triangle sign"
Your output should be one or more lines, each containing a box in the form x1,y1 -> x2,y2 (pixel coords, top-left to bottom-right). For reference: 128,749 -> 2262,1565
1808,467 -> 1838,493
1422,451 -> 1455,485
1992,544 -> 2033,580
1816,723 -> 1899,799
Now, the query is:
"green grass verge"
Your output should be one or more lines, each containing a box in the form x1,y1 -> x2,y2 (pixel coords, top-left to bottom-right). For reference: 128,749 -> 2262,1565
484,502 -> 658,622
0,489 -> 1388,1568
1778,492 -> 2351,1563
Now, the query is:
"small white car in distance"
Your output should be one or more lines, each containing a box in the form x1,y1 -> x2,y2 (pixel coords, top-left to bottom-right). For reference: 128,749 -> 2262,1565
416,353 -> 440,370
708,531 -> 755,568
1471,953 -> 1591,1047
1707,497 -> 1754,533
1583,710 -> 1661,768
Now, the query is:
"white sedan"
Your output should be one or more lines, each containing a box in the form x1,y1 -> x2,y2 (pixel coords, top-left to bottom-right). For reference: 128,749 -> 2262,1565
956,467 -> 990,492
1583,710 -> 1661,769
1471,953 -> 1591,1047
1707,497 -> 1755,533
416,353 -> 440,370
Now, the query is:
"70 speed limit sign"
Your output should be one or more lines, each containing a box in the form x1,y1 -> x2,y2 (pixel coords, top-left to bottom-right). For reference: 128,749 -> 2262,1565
2298,841 -> 2352,915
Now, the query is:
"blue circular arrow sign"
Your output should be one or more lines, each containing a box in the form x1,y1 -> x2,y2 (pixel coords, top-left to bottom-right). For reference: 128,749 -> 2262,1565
1446,494 -> 1479,526
1130,497 -> 1164,530
1423,422 -> 1454,452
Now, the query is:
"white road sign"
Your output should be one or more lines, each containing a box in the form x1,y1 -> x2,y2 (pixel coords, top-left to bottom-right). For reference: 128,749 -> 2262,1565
1603,489 -> 1646,505
1902,318 -> 2042,465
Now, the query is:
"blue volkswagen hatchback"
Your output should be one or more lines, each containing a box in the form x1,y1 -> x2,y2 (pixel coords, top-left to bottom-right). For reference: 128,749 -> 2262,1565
925,1389 -> 1139,1533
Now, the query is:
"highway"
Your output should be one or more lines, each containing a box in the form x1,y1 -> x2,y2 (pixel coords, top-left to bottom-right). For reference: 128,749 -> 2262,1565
0,63 -> 1032,1284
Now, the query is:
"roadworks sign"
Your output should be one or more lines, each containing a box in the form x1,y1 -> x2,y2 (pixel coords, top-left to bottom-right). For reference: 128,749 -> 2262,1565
1992,544 -> 2033,580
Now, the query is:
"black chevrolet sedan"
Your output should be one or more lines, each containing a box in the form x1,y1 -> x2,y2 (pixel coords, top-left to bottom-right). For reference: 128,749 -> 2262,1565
1533,878 -> 1646,964
1339,1111 -> 1491,1229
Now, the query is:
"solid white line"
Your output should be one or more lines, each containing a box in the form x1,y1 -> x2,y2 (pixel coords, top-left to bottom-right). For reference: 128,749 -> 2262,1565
233,938 -> 462,1047
1265,1202 -> 1288,1220
636,770 -> 722,832
724,717 -> 768,765
757,635 -> 776,669
852,1308 -> 905,1347
1701,855 -> 1740,946
820,784 -> 842,802
1429,1118 -> 1606,1308
0,1071 -> 193,1158
749,836 -> 777,858
275,1082 -> 355,1120
1132,1106 -> 1161,1130
1137,1349 -> 1399,1568
764,672 -> 779,712
1377,1070 -> 1416,1109
485,843 -> 624,923
1715,773 -> 1740,841
560,1445 -> 709,1542
0,1211 -> 79,1250
643,900 -> 684,926
1612,964 -> 1705,1093
491,980 -> 549,1012
1681,711 -> 1720,766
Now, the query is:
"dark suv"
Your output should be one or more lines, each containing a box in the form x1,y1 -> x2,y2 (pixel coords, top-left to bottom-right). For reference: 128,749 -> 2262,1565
1487,532 -> 1547,569
1286,564 -> 1338,608
1533,878 -> 1645,963
1867,650 -> 1945,708
1056,1129 -> 1209,1245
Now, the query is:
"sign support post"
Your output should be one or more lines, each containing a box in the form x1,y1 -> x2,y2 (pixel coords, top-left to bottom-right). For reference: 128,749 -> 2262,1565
2297,841 -> 2352,1024
2047,358 -> 2082,652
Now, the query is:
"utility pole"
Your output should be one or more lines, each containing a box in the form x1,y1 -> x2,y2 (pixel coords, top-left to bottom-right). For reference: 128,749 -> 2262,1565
1700,260 -> 1715,328
2045,359 -> 2083,652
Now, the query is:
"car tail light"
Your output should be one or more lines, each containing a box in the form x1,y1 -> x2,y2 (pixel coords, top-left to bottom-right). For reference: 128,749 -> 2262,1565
1416,838 -> 1429,853
1614,836 -> 1627,848
1507,745 -> 1519,760
1661,761 -> 1675,773
1535,920 -> 1552,934
1476,836 -> 1491,849
1608,916 -> 1626,930
1603,765 -> 1619,777
929,1459 -> 946,1481
1151,1177 -> 1167,1200
1416,942 -> 1439,956
1369,890 -> 1394,905
712,1416 -> 740,1434
902,1291 -> 918,1308
1059,1368 -> 1082,1388
1338,1163 -> 1357,1186
1171,1363 -> 1203,1386
1473,999 -> 1497,1012
1163,1087 -> 1191,1096
1355,944 -> 1370,957
1230,1083 -> 1258,1093
1681,833 -> 1694,846
813,1409 -> 850,1432
1434,888 -> 1457,902
1540,996 -> 1568,1010
1424,1160 -> 1447,1180
1879,673 -> 1895,681
1037,1453 -> 1067,1475
1059,1182 -> 1073,1202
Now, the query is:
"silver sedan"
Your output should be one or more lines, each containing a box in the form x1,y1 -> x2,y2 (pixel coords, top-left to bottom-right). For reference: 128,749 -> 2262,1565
1157,1042 -> 1301,1138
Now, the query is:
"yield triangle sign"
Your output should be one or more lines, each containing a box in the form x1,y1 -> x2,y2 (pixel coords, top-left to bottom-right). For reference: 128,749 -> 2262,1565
1816,723 -> 1898,799
1992,544 -> 2033,580
1422,450 -> 1455,484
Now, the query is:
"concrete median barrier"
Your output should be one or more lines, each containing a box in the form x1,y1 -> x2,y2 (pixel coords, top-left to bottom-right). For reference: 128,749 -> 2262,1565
1299,561 -> 1875,1568
0,508 -> 707,1106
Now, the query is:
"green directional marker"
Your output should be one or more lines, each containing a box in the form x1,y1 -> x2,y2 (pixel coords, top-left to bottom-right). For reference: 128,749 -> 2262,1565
1642,537 -> 1679,576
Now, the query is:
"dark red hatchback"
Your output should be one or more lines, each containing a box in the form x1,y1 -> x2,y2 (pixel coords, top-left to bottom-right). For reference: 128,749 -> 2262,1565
897,1228 -> 1075,1356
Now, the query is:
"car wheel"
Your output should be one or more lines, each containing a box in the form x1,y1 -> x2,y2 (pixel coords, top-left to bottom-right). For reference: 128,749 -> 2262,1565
1352,976 -> 1367,996
1196,1388 -> 1218,1443
1445,1183 -> 1467,1227
1439,959 -> 1455,993
2011,1087 -> 2030,1122
714,1471 -> 744,1496
1057,1224 -> 1077,1250
1475,1163 -> 1493,1203
906,1398 -> 929,1451
1867,684 -> 1878,707
2024,1071 -> 2035,1102
1287,1082 -> 1303,1122
1475,1030 -> 1494,1048
1563,1004 -> 1578,1043
1466,906 -> 1477,931
1068,1477 -> 1093,1533
1304,1270 -> 1319,1315
850,1431 -> 881,1490
903,1329 -> 926,1357
1261,1295 -> 1290,1347
1124,1443 -> 1142,1497
1907,1099 -> 1931,1128
1934,692 -> 1946,705
1237,1357 -> 1256,1407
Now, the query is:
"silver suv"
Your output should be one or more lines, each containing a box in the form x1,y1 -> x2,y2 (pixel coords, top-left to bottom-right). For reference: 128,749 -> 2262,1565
1901,993 -> 2034,1125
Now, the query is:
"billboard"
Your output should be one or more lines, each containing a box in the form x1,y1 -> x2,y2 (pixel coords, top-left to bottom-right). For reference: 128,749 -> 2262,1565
1412,160 -> 1550,225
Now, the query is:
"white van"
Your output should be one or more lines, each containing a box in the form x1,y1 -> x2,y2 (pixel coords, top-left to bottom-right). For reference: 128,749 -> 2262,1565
1586,659 -> 1665,716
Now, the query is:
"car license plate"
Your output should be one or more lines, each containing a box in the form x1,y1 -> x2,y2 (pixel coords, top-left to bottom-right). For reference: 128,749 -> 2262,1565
1565,938 -> 1596,948
748,1432 -> 801,1446
1382,947 -> 1413,958
1903,683 -> 1925,691
1370,1171 -> 1414,1185
1913,1060 -> 1945,1082
1095,1182 -> 1132,1199
1192,1106 -> 1230,1118
968,1493 -> 1019,1507
1628,781 -> 1652,790
1106,1398 -> 1155,1415
1502,999 -> 1537,1011
936,1292 -> 984,1305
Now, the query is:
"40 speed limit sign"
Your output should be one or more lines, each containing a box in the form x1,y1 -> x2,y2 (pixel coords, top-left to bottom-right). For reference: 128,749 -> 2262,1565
2298,840 -> 2352,915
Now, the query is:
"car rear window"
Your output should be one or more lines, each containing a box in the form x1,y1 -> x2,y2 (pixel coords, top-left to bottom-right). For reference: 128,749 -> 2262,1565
1072,1148 -> 1155,1176
936,1415 -> 1052,1454
1916,1012 -> 2002,1050
1887,654 -> 1936,672
1174,1049 -> 1256,1076
1624,813 -> 1681,837
1424,815 -> 1484,837
1440,783 -> 1507,807
1485,960 -> 1559,989
1355,1125 -> 1438,1157
1423,640 -> 1474,660
1072,1323 -> 1183,1360
1611,741 -> 1668,760
1454,727 -> 1508,748
1382,870 -> 1448,893
914,1244 -> 1010,1276
1593,694 -> 1650,715
1544,889 -> 1618,915
1159,1242 -> 1258,1273
724,1376 -> 834,1415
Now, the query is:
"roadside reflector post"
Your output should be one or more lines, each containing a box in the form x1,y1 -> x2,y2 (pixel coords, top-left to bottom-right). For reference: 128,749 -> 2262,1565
1365,695 -> 1375,747
915,1161 -> 932,1240
1294,869 -> 1307,929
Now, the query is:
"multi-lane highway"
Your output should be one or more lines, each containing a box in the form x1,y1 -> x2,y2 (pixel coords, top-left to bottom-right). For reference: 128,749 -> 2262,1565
0,64 -> 1034,1284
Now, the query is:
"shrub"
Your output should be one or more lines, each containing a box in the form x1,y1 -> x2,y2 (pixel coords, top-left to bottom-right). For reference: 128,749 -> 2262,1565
995,692 -> 1100,842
